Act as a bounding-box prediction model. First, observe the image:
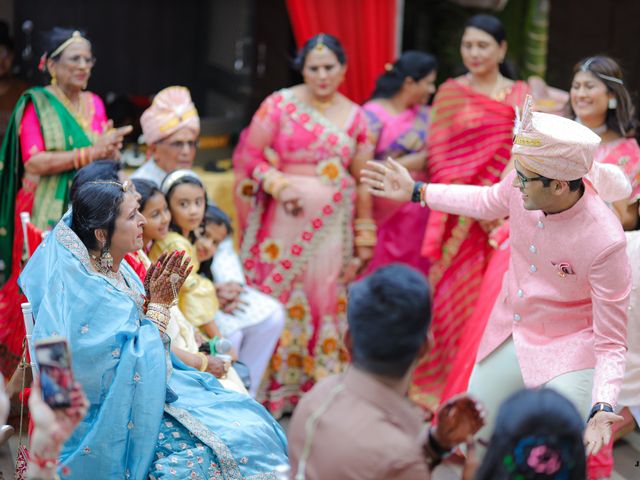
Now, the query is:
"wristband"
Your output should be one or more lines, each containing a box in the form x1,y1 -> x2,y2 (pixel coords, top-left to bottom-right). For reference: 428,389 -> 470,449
588,402 -> 613,421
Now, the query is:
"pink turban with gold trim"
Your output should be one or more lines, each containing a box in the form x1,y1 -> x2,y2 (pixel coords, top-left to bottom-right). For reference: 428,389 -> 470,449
513,95 -> 631,202
140,86 -> 200,145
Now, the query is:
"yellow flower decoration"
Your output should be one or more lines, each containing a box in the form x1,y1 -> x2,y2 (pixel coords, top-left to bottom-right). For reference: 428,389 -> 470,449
236,179 -> 258,201
260,238 -> 282,263
316,157 -> 343,184
336,294 -> 347,315
322,337 -> 338,354
287,352 -> 303,368
303,356 -> 315,376
271,353 -> 282,371
287,304 -> 306,321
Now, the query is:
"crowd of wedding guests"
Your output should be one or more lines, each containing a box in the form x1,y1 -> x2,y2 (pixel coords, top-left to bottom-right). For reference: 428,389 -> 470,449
0,11 -> 638,480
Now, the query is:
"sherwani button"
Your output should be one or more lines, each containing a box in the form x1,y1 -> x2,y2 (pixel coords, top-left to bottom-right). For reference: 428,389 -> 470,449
514,313 -> 521,321
529,245 -> 537,253
517,289 -> 524,297
537,221 -> 544,229
529,264 -> 537,273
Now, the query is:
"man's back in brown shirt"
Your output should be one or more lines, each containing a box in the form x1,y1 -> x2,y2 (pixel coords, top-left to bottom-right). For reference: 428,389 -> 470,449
288,367 -> 429,480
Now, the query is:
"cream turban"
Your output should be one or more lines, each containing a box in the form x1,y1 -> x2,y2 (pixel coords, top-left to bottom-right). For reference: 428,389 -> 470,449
140,86 -> 200,145
513,95 -> 631,202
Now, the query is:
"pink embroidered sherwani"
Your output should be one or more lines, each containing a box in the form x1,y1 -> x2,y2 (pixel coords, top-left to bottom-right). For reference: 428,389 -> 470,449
426,170 -> 630,406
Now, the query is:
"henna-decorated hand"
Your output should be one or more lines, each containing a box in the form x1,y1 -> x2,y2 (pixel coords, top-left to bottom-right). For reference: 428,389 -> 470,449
145,252 -> 168,303
148,250 -> 193,305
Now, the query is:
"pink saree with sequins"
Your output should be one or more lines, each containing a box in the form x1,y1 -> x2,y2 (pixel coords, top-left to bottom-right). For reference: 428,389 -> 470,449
233,88 -> 371,417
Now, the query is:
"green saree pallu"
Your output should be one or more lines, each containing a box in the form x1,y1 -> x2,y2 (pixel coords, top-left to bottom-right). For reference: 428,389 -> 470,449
0,86 -> 93,284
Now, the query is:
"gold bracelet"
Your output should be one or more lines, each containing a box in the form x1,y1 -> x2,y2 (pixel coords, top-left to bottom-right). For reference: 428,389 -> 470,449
146,303 -> 170,333
262,169 -> 290,198
271,178 -> 291,199
355,231 -> 377,247
196,352 -> 208,372
72,148 -> 80,169
146,310 -> 168,333
354,220 -> 376,232
147,303 -> 171,314
420,183 -> 428,207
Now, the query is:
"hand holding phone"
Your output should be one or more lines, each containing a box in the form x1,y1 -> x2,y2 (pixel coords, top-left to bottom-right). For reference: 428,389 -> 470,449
34,337 -> 75,409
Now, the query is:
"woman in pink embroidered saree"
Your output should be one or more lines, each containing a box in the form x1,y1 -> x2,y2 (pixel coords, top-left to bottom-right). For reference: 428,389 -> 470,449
233,34 -> 372,417
361,51 -> 437,277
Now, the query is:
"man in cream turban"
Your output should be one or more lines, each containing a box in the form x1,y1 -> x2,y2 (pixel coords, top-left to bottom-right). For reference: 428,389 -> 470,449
362,95 -> 632,458
132,86 -> 200,185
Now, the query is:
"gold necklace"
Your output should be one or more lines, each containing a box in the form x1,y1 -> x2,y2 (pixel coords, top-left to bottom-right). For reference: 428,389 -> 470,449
52,85 -> 92,131
467,73 -> 507,100
310,96 -> 335,113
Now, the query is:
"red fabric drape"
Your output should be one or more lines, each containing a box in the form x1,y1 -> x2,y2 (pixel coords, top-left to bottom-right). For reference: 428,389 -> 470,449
286,0 -> 398,104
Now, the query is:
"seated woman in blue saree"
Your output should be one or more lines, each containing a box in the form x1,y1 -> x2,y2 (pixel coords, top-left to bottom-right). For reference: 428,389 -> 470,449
19,180 -> 288,479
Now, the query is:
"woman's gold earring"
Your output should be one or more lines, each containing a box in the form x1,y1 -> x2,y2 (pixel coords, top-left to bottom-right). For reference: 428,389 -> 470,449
51,73 -> 57,86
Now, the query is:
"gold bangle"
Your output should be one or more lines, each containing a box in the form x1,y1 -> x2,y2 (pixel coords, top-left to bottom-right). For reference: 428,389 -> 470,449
72,149 -> 80,169
146,303 -> 170,333
420,183 -> 428,207
271,178 -> 291,199
262,169 -> 289,197
355,231 -> 377,247
196,352 -> 208,372
146,310 -> 168,333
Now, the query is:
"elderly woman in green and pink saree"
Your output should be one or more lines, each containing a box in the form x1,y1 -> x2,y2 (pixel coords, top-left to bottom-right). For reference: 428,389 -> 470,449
0,27 -> 129,378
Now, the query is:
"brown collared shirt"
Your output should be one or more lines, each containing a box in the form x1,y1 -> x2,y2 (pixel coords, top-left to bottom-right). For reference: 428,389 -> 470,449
288,367 -> 429,479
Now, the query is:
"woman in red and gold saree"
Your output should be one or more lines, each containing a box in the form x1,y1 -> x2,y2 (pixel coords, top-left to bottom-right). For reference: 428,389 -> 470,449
233,34 -> 373,418
0,28 -> 128,378
409,15 -> 529,410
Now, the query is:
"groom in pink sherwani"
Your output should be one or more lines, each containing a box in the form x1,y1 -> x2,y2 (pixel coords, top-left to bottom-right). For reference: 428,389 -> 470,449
362,95 -> 632,456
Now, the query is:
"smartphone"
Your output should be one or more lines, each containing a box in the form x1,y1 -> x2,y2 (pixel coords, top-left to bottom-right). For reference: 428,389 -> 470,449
34,337 -> 74,409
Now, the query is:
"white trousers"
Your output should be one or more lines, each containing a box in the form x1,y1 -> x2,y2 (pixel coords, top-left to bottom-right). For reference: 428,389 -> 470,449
228,306 -> 285,397
467,336 -> 593,452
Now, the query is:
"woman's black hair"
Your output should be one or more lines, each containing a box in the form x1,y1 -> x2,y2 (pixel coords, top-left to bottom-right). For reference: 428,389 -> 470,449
464,14 -> 518,80
203,203 -> 233,235
292,33 -> 346,71
0,21 -> 14,51
370,51 -> 437,99
569,55 -> 637,138
71,181 -> 126,252
43,27 -> 90,60
131,178 -> 162,212
70,160 -> 121,203
198,203 -> 233,281
162,174 -> 207,242
474,389 -> 586,480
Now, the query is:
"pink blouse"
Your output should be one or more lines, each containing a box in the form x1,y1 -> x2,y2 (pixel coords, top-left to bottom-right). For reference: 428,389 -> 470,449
20,92 -> 107,162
